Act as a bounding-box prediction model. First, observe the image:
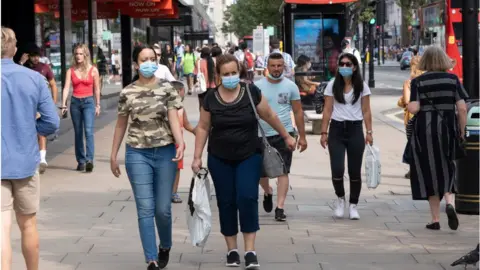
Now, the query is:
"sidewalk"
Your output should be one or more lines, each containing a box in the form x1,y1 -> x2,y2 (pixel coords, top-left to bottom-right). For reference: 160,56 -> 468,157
10,94 -> 479,270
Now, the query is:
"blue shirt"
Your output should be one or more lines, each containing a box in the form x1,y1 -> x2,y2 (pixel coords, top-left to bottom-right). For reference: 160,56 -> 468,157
255,78 -> 300,137
1,59 -> 60,179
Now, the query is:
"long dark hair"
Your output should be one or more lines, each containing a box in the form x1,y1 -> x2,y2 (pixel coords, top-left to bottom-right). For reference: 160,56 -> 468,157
332,53 -> 363,104
200,47 -> 215,83
132,44 -> 158,82
185,44 -> 192,54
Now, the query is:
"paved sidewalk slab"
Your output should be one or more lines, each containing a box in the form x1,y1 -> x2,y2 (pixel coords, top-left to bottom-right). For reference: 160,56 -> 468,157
9,95 -> 479,270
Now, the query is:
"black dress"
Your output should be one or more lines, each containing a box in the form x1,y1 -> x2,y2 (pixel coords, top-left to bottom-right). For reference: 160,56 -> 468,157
409,72 -> 469,200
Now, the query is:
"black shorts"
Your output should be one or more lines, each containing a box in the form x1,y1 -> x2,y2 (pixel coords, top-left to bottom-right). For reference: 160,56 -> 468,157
261,133 -> 294,177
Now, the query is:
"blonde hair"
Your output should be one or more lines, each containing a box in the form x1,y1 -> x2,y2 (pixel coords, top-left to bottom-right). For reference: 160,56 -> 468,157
1,27 -> 17,57
417,46 -> 453,72
71,44 -> 92,71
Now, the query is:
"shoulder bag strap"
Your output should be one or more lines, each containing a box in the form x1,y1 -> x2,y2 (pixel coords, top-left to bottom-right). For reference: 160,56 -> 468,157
245,84 -> 269,145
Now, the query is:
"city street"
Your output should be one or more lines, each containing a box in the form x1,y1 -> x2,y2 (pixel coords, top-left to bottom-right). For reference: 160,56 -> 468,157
9,73 -> 479,270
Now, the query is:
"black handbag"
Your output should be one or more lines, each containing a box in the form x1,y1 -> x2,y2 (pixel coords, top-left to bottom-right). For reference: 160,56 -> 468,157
313,82 -> 328,114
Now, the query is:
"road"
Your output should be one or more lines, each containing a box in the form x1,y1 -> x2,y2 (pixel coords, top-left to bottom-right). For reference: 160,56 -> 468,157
365,63 -> 411,91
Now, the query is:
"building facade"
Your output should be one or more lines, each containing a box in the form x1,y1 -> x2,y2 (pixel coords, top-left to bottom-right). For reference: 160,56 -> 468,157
206,0 -> 238,46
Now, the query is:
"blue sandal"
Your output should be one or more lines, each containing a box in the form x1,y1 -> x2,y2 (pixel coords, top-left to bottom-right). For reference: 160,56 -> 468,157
172,193 -> 182,203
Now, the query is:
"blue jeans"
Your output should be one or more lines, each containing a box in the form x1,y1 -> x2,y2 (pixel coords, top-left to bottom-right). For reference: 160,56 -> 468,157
70,96 -> 95,164
208,154 -> 262,236
176,57 -> 183,78
125,144 -> 177,262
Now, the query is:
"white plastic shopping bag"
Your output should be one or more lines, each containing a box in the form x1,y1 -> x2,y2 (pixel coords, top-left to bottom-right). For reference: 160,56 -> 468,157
186,168 -> 212,247
365,144 -> 381,189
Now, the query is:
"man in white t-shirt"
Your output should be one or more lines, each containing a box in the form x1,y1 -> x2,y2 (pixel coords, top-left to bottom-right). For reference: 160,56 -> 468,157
341,39 -> 362,70
154,46 -> 176,82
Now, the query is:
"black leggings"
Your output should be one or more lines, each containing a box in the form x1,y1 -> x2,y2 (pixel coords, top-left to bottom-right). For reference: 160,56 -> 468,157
328,120 -> 365,204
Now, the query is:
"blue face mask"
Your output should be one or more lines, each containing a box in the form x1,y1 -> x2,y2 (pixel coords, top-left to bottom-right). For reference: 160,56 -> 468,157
139,61 -> 158,78
221,75 -> 240,90
338,67 -> 353,77
268,72 -> 284,81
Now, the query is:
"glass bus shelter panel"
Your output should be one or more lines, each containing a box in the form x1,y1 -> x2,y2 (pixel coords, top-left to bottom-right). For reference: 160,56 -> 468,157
291,13 -> 345,81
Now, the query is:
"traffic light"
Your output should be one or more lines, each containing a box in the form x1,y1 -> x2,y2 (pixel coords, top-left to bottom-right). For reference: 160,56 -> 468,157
368,0 -> 378,25
376,0 -> 386,25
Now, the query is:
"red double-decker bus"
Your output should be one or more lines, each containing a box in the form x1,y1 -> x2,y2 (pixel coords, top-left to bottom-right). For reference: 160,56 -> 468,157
444,0 -> 480,82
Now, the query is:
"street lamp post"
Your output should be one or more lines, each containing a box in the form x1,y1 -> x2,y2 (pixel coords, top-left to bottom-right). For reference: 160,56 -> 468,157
462,0 -> 479,98
368,19 -> 375,88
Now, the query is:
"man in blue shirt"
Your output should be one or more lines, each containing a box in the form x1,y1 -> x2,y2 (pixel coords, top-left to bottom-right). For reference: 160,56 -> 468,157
1,27 -> 59,270
174,40 -> 185,79
255,52 -> 307,222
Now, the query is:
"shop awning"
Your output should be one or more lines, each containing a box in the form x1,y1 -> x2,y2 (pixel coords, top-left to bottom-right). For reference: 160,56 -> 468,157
284,0 -> 357,4
35,0 -> 178,20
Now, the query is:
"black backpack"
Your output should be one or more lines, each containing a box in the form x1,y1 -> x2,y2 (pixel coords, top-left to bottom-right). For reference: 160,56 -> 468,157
313,82 -> 328,114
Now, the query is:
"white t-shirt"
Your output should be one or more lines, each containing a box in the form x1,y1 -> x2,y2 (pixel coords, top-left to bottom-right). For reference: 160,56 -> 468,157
324,79 -> 371,121
154,64 -> 176,82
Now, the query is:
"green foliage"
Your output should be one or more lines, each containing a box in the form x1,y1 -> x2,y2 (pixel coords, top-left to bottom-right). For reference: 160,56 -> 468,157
222,0 -> 283,38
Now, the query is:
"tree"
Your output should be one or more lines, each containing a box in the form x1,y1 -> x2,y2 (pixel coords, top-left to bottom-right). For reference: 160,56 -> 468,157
346,0 -> 372,37
396,0 -> 427,46
223,0 -> 283,38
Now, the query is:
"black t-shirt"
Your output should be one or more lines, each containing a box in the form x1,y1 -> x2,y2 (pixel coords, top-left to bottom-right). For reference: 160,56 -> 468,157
203,82 -> 263,161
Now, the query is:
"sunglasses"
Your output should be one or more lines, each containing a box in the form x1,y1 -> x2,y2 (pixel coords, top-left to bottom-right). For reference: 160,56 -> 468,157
339,61 -> 353,67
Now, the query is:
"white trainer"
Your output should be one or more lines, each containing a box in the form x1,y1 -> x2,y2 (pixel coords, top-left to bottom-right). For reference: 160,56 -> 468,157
333,197 -> 345,218
349,204 -> 360,220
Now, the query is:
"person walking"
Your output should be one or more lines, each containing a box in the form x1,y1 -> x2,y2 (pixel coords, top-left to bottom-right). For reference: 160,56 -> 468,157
195,47 -> 217,110
406,46 -> 468,231
182,44 -> 196,94
192,54 -> 296,269
174,40 -> 185,79
96,48 -> 108,94
22,44 -> 59,174
320,52 -> 373,220
398,56 -> 424,179
256,52 -> 308,222
153,45 -> 176,82
161,44 -> 176,77
60,44 -> 101,172
263,38 -> 295,80
1,27 -> 60,270
110,45 -> 185,270
341,38 -> 362,72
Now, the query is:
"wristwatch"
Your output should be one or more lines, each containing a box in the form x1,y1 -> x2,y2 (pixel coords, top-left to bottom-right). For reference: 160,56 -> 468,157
367,130 -> 373,135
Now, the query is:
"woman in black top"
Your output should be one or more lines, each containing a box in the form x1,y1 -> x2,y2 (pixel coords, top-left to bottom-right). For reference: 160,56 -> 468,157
162,44 -> 176,77
192,54 -> 296,269
407,46 -> 468,231
96,48 -> 108,94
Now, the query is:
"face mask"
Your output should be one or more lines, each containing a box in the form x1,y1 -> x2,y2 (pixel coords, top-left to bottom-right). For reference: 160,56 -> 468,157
139,61 -> 158,78
338,67 -> 353,77
268,72 -> 284,81
221,75 -> 240,90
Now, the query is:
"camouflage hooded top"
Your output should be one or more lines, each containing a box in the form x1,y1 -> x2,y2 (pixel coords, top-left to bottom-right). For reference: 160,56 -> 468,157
118,79 -> 183,148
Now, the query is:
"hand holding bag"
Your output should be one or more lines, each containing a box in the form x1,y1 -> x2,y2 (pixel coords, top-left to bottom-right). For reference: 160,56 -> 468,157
365,144 -> 381,189
245,85 -> 287,178
186,168 -> 212,247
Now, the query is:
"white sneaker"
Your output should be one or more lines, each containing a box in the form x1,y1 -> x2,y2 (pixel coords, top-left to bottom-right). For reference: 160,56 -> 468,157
39,161 -> 48,174
349,204 -> 360,220
333,197 -> 345,218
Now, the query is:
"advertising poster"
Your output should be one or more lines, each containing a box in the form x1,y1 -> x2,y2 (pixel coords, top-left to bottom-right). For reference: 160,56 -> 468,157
293,17 -> 341,78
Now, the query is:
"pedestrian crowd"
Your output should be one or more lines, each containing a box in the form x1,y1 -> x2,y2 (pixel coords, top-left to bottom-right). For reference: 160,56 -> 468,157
1,25 -> 472,270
